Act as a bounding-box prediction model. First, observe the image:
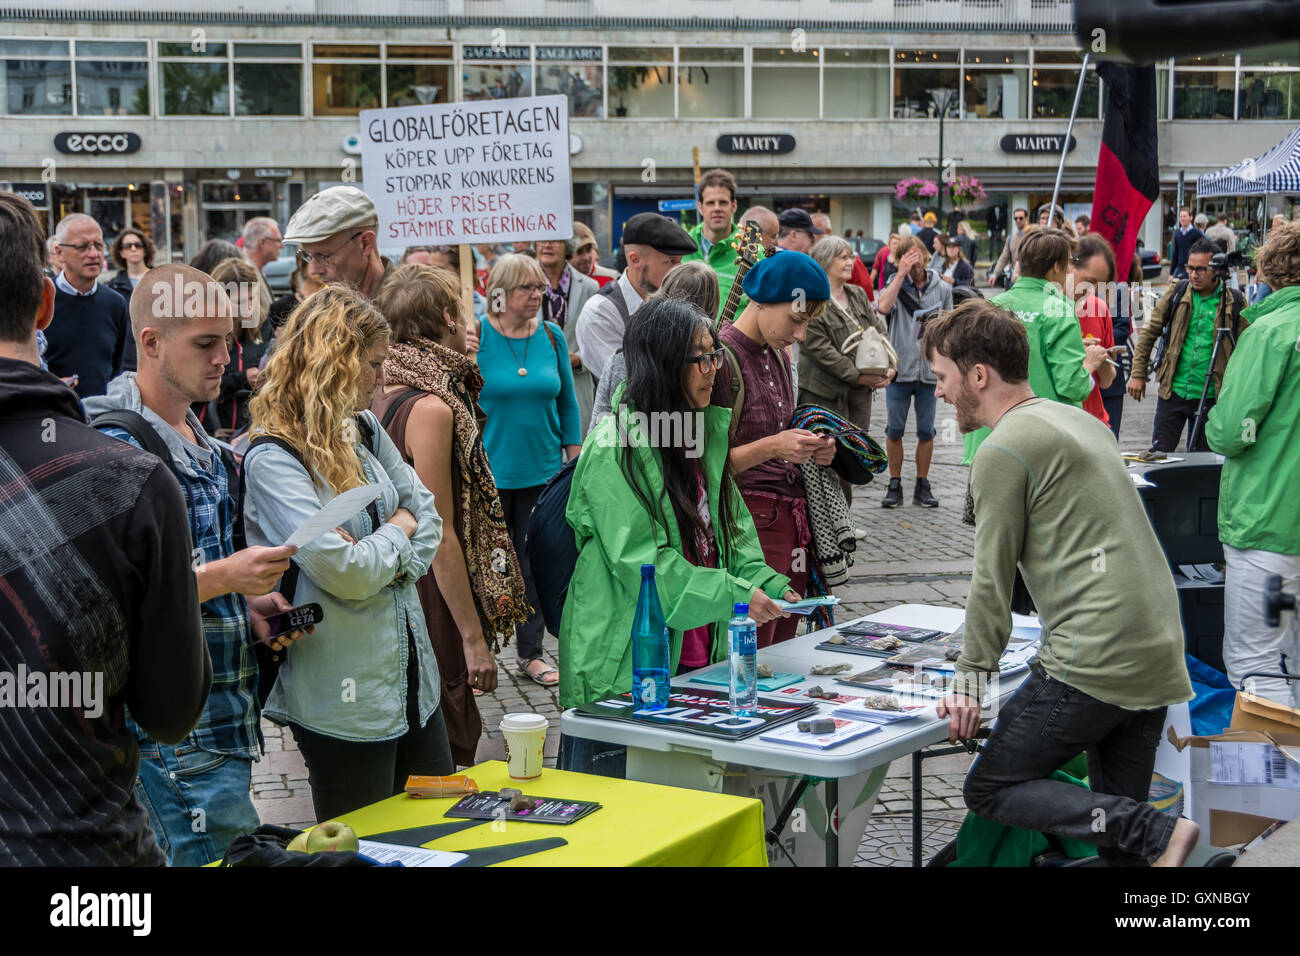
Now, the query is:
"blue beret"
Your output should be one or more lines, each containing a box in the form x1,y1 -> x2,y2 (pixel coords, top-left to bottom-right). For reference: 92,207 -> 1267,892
741,250 -> 830,304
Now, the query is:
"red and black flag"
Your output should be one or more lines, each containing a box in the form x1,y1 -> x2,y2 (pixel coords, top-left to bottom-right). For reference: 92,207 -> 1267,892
1091,63 -> 1159,273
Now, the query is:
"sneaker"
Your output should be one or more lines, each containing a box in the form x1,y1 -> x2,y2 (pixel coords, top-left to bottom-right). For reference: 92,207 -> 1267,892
914,477 -> 939,508
881,477 -> 903,508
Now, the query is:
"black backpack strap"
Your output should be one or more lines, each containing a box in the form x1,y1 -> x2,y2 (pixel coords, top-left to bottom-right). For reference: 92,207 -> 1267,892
92,409 -> 172,464
379,388 -> 426,431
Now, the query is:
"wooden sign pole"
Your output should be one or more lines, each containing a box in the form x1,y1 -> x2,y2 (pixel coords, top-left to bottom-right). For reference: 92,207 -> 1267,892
459,242 -> 476,363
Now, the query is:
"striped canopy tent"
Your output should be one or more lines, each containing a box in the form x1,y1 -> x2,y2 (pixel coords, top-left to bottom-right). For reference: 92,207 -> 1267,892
1196,124 -> 1300,197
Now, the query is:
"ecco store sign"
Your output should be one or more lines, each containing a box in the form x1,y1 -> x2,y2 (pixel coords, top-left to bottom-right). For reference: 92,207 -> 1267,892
54,132 -> 142,156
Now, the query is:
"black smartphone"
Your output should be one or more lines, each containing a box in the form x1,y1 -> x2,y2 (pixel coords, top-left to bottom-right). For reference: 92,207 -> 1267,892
264,603 -> 323,638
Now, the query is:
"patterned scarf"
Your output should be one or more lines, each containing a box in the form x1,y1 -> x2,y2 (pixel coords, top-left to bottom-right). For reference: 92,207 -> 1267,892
542,266 -> 571,330
383,337 -> 532,649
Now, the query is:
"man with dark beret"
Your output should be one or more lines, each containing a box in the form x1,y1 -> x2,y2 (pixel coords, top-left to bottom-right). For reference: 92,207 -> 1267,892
575,212 -> 696,380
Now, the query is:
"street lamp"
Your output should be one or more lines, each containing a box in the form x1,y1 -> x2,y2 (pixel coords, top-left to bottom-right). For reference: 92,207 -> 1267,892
930,88 -> 957,217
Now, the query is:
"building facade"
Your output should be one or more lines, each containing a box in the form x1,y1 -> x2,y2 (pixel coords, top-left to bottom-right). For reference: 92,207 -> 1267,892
2,1 -> 1297,265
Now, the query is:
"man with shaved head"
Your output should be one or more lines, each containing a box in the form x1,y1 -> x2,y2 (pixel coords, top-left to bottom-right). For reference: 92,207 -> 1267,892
85,264 -> 308,866
740,205 -> 780,256
43,212 -> 132,396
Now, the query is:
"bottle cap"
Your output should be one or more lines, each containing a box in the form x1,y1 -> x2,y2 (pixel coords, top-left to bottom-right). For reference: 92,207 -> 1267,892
734,603 -> 749,615
641,563 -> 655,579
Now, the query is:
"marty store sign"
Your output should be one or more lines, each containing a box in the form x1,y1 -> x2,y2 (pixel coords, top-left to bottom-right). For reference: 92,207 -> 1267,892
361,94 -> 572,245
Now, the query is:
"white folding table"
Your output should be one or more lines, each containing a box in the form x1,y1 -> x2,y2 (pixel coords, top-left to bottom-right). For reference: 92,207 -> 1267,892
560,603 -> 1041,867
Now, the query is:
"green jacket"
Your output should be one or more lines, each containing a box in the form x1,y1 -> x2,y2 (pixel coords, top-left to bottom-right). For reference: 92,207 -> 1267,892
684,221 -> 747,316
1132,279 -> 1247,401
559,386 -> 791,708
963,277 -> 1094,462
1206,285 -> 1300,554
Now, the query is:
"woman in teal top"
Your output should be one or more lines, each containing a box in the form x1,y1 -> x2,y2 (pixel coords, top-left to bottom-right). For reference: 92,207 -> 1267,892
478,253 -> 581,686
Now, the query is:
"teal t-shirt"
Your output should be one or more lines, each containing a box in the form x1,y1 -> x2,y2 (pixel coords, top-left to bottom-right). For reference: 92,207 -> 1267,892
478,318 -> 582,489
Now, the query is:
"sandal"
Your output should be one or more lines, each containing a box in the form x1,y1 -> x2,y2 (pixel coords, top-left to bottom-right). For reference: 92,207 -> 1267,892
518,660 -> 560,687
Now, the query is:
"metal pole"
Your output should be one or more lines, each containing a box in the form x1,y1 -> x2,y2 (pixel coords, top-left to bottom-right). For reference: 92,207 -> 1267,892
937,102 -> 946,219
1050,53 -> 1091,222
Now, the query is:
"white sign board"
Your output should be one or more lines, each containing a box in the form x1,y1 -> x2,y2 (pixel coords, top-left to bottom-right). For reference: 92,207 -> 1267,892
361,94 -> 572,246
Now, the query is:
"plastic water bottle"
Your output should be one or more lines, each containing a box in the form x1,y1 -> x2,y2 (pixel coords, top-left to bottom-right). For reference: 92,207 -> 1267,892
728,603 -> 759,717
631,564 -> 670,711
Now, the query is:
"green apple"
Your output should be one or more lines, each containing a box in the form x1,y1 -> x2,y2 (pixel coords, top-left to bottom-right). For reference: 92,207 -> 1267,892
286,832 -> 311,853
306,820 -> 359,853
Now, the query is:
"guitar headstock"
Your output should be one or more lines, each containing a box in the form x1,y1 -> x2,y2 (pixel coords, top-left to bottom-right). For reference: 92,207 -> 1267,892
730,220 -> 766,270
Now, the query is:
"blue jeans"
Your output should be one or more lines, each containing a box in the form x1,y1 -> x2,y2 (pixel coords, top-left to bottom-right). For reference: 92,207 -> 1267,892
884,380 -> 937,441
135,741 -> 260,867
557,734 -> 627,778
964,666 -> 1177,865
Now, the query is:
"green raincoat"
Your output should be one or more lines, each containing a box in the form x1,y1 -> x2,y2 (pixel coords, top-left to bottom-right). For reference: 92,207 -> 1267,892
559,387 -> 791,709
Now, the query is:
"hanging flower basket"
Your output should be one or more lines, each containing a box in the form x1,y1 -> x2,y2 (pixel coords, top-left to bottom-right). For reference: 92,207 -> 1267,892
947,175 -> 987,207
895,177 -> 939,203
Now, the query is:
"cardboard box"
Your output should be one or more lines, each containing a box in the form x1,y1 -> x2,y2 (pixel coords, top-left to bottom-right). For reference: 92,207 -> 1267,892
1168,692 -> 1300,847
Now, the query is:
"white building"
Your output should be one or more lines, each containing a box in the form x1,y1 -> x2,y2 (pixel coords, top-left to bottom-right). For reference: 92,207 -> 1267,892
1,0 -> 1297,263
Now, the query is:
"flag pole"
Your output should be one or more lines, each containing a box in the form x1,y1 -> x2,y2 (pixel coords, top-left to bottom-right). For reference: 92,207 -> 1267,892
1050,53 -> 1091,220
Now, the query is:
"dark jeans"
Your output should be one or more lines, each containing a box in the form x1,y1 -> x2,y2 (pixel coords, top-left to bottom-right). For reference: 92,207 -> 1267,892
1151,393 -> 1215,452
1102,393 -> 1124,441
964,666 -> 1177,866
500,484 -> 546,661
557,733 -> 627,778
290,630 -> 454,821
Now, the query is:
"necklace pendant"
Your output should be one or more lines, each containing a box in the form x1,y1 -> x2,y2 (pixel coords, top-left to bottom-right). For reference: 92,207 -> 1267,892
518,367 -> 528,377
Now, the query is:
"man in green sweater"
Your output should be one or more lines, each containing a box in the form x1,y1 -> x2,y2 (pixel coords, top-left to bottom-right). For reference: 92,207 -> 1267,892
926,299 -> 1198,866
1206,221 -> 1300,706
961,228 -> 1105,463
685,168 -> 742,307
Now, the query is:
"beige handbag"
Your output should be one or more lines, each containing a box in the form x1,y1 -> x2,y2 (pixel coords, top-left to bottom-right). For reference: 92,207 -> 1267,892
840,325 -> 898,376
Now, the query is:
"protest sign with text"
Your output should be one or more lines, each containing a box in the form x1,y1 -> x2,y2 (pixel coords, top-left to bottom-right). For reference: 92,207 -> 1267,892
361,94 -> 572,245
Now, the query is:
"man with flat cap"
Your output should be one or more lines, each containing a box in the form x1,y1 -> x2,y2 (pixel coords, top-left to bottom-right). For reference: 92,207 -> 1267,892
775,208 -> 827,255
284,185 -> 396,301
712,251 -> 837,647
575,212 -> 696,381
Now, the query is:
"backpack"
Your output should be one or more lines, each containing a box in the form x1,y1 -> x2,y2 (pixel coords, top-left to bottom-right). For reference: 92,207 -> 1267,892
1150,280 -> 1246,377
93,408 -> 382,708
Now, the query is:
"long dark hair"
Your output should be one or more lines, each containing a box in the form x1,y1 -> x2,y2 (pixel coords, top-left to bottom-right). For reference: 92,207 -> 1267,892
619,298 -> 741,563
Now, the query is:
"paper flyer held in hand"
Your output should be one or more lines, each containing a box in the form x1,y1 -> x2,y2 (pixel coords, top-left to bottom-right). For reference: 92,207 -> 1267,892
285,484 -> 385,548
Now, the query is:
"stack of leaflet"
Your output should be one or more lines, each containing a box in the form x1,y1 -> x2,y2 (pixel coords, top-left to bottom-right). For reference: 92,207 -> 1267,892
767,685 -> 925,725
838,667 -> 953,701
759,716 -> 881,750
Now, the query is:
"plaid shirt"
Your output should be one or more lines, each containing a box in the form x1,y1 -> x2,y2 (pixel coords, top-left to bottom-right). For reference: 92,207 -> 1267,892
100,425 -> 262,759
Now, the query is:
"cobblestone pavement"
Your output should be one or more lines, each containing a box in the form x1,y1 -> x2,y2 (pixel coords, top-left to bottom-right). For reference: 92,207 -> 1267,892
251,338 -> 1164,865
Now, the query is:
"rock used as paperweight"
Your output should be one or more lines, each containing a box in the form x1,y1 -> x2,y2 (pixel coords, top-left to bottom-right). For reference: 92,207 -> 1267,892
498,787 -> 522,802
756,663 -> 775,678
827,633 -> 847,645
509,793 -> 536,812
873,636 -> 903,651
810,662 -> 852,676
797,718 -> 837,734
864,694 -> 902,711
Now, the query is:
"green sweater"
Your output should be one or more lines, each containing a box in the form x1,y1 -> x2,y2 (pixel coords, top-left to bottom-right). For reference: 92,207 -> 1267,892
1206,284 -> 1300,554
685,221 -> 747,315
962,278 -> 1094,464
959,398 -> 1192,710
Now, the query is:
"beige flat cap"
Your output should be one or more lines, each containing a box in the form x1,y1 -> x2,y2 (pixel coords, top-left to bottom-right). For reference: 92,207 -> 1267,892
284,186 -> 379,244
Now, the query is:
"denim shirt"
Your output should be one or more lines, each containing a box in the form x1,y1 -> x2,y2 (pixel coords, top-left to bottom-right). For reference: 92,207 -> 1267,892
241,410 -> 443,742
86,373 -> 261,760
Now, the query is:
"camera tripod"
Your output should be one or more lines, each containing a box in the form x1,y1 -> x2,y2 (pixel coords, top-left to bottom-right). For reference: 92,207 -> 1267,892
1187,324 -> 1238,453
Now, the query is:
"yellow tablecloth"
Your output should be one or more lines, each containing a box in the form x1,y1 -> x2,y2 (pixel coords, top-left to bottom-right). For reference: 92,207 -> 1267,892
315,761 -> 767,867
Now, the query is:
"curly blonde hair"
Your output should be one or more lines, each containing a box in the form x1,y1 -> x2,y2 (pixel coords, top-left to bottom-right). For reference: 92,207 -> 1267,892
249,285 -> 389,493
1256,220 -> 1300,290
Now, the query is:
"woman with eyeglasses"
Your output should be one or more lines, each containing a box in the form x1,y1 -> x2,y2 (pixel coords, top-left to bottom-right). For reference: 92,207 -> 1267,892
478,253 -> 581,688
558,298 -> 793,775
107,228 -> 154,304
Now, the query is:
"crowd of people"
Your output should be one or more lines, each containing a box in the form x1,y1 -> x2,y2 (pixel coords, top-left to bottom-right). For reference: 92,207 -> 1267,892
2,157 -> 1299,868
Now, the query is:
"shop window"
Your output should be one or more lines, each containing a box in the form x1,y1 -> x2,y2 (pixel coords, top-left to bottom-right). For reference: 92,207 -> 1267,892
160,61 -> 229,115
312,62 -> 381,115
462,63 -> 533,101
235,62 -> 302,115
1031,68 -> 1100,118
964,68 -> 1029,118
536,52 -> 604,118
1239,71 -> 1300,120
1173,69 -> 1235,119
386,63 -> 452,107
895,66 -> 962,118
609,63 -> 673,118
4,57 -> 72,115
679,61 -> 742,119
752,48 -> 819,119
75,40 -> 149,116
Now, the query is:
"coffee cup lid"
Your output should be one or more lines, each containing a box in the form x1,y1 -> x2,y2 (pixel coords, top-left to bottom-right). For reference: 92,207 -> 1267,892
500,712 -> 548,732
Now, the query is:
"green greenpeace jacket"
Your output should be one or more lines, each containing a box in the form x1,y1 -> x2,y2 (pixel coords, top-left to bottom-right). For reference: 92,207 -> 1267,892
1205,284 -> 1300,554
559,386 -> 791,709
685,220 -> 745,314
962,277 -> 1095,462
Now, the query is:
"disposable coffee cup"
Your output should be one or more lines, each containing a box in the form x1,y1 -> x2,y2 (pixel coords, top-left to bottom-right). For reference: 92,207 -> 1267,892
500,712 -> 548,780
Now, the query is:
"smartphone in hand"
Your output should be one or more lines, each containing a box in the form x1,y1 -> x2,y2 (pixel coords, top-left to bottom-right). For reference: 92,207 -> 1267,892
263,603 -> 323,639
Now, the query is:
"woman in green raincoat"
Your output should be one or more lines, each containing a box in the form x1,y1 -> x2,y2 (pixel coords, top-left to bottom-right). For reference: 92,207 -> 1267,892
558,298 -> 796,776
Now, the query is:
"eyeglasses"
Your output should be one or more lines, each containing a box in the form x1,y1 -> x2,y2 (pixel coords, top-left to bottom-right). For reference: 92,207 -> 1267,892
59,240 -> 106,254
513,283 -> 547,294
685,348 -> 725,372
1013,215 -> 1026,222
1186,265 -> 1213,274
298,230 -> 363,265
120,241 -> 144,250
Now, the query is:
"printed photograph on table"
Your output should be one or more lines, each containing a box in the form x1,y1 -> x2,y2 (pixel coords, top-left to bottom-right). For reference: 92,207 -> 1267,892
575,686 -> 816,739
